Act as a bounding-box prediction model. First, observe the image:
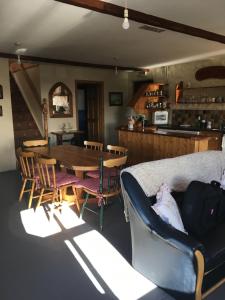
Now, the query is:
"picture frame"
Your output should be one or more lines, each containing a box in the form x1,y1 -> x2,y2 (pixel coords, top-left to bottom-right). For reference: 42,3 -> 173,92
0,106 -> 2,116
109,92 -> 123,106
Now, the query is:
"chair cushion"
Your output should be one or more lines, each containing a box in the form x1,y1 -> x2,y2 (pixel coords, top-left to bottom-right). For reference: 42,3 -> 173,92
55,171 -> 80,188
76,177 -> 113,194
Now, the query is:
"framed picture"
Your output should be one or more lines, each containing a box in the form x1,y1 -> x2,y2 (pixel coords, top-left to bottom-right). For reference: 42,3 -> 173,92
0,85 -> 3,99
109,92 -> 123,106
0,106 -> 2,116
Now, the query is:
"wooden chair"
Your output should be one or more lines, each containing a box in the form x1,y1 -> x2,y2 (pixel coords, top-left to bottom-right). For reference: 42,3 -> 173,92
86,144 -> 128,179
18,151 -> 40,208
23,139 -> 48,148
78,155 -> 128,230
84,140 -> 103,151
107,145 -> 128,155
36,157 -> 80,211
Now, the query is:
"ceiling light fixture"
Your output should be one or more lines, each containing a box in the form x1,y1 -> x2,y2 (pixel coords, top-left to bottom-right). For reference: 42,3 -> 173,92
15,47 -> 27,65
122,0 -> 130,30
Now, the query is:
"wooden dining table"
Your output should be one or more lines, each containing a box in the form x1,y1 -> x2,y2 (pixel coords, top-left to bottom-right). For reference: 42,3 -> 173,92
25,144 -> 121,204
26,144 -> 120,176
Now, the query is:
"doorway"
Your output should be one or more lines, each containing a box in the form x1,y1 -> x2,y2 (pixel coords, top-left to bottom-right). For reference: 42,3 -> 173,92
75,81 -> 104,143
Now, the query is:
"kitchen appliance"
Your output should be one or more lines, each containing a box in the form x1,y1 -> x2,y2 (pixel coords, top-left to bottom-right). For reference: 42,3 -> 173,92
152,110 -> 169,125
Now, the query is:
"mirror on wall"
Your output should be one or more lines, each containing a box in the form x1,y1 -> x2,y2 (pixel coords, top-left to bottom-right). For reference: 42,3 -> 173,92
49,82 -> 73,118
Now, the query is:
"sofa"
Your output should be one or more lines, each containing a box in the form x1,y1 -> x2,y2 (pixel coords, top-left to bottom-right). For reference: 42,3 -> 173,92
121,150 -> 225,300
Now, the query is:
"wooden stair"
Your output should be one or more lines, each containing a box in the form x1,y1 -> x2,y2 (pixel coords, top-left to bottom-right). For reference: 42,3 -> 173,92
10,74 -> 42,149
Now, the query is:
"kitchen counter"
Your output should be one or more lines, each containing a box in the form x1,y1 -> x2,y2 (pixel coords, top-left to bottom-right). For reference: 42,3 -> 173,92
117,126 -> 222,165
118,125 -> 221,138
158,124 -> 224,132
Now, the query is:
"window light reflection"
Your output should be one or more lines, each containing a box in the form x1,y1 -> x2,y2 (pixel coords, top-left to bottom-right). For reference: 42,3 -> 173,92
20,206 -> 61,237
64,240 -> 105,295
71,230 -> 156,300
48,202 -> 84,229
20,203 -> 84,237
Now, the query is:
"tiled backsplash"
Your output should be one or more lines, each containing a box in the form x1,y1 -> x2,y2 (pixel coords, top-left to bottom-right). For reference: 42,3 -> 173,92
172,110 -> 225,129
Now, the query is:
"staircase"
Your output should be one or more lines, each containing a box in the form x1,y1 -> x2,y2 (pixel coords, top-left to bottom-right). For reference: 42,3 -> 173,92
10,74 -> 42,149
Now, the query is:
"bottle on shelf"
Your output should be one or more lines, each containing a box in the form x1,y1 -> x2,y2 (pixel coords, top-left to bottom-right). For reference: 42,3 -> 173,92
207,121 -> 212,129
201,119 -> 206,129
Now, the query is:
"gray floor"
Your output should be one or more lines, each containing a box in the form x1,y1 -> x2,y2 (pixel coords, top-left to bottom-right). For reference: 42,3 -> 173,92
0,170 -> 224,300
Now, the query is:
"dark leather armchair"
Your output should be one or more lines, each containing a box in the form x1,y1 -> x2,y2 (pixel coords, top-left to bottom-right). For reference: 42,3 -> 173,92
121,171 -> 225,300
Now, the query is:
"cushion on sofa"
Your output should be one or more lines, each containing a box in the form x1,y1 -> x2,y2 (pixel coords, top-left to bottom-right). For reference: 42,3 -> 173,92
152,183 -> 186,233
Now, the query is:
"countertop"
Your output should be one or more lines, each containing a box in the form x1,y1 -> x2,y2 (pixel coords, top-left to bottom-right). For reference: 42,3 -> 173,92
117,126 -> 222,140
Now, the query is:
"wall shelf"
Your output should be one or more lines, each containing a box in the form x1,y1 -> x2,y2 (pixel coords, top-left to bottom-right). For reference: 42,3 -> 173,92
129,83 -> 169,114
177,84 -> 225,105
171,103 -> 225,111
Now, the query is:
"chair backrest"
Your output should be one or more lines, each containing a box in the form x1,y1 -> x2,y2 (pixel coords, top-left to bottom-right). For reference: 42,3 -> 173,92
23,139 -> 48,148
100,156 -> 128,193
19,151 -> 36,179
84,140 -> 103,151
107,145 -> 128,156
36,157 -> 57,189
103,156 -> 128,169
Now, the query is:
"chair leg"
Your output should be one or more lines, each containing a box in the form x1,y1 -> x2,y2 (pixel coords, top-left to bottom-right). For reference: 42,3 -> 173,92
52,189 -> 58,206
37,188 -> 44,208
100,201 -> 104,231
19,179 -> 27,202
72,186 -> 80,212
80,193 -> 89,219
28,181 -> 35,209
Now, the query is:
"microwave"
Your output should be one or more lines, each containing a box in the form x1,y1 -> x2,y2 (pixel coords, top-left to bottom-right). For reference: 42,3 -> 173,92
153,110 -> 169,125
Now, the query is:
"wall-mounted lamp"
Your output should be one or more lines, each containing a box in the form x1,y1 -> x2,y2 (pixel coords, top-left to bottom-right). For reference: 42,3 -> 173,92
122,1 -> 130,30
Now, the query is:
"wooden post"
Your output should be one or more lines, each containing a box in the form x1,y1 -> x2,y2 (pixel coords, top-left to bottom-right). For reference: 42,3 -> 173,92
42,98 -> 48,141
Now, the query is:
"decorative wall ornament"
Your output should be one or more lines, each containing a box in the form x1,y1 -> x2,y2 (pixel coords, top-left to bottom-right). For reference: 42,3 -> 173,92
49,82 -> 73,118
195,66 -> 225,81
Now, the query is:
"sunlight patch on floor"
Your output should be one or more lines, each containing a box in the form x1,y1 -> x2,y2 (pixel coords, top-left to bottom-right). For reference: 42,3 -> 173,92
20,206 -> 61,237
48,202 -> 84,229
65,240 -> 105,295
69,230 -> 156,300
20,203 -> 84,237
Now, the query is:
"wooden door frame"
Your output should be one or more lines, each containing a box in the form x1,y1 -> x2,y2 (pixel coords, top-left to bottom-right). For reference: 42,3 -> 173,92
75,80 -> 104,142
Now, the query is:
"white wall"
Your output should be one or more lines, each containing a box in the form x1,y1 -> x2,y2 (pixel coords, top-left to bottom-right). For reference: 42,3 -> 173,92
26,65 -> 41,100
39,64 -> 129,145
0,59 -> 16,171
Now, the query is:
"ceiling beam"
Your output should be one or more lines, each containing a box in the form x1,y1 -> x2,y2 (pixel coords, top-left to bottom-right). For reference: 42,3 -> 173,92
0,52 -> 143,71
55,0 -> 225,44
